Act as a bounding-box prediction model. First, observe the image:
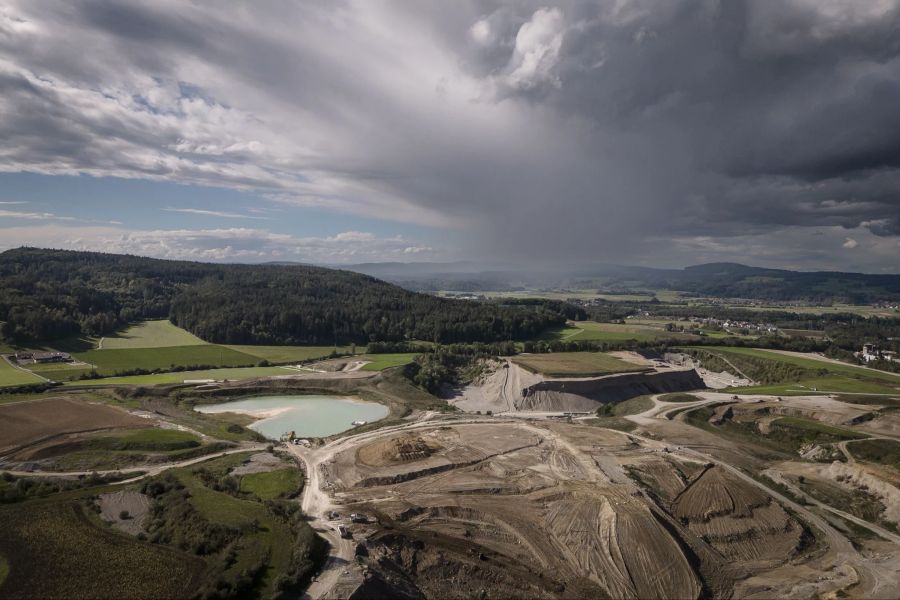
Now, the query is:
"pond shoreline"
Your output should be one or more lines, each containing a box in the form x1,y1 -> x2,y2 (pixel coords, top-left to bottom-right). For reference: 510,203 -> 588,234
194,394 -> 389,439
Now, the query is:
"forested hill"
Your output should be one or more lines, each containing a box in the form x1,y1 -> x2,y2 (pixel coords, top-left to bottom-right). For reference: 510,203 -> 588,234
0,248 -> 566,345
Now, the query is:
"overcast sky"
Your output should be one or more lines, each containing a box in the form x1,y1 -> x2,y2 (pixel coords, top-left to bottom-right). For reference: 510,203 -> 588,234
1,0 -> 899,271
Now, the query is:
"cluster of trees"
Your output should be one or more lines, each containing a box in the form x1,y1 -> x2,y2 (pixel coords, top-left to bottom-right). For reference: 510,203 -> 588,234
0,248 -> 567,345
0,472 -> 133,503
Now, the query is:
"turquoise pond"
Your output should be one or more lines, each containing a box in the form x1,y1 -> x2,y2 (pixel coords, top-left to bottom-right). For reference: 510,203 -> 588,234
194,395 -> 389,439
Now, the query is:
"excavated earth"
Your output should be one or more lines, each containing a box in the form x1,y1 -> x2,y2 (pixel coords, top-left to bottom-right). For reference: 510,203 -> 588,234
322,421 -> 825,599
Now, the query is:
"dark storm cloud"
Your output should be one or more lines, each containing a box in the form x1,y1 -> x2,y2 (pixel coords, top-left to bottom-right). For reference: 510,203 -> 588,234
0,0 -> 898,270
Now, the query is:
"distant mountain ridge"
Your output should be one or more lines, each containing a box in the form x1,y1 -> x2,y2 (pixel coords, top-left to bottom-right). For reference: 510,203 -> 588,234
342,261 -> 900,303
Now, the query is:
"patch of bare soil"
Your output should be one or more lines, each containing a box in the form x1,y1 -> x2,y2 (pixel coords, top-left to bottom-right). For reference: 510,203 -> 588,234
356,434 -> 443,467
97,491 -> 151,536
230,451 -> 283,475
332,424 -> 708,598
0,398 -> 150,456
670,465 -> 803,564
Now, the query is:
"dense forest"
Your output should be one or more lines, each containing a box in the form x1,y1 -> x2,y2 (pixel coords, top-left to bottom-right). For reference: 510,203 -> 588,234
0,248 -> 566,345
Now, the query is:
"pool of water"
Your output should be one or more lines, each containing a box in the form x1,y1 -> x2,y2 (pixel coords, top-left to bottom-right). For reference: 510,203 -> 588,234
194,395 -> 389,439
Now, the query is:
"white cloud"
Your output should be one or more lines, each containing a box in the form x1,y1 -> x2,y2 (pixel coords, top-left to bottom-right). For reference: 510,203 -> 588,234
505,8 -> 565,90
163,207 -> 269,220
843,237 -> 859,249
470,19 -> 492,45
0,208 -> 73,220
0,223 -> 438,264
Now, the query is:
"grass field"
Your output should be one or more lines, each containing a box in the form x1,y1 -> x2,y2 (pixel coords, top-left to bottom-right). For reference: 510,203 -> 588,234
512,352 -> 649,377
100,320 -> 207,349
90,428 -> 202,450
847,439 -> 900,470
62,365 -> 297,386
702,347 -> 900,383
687,346 -> 900,396
225,344 -> 354,363
0,357 -> 45,388
240,468 -> 302,500
601,395 -> 653,417
34,345 -> 262,381
659,393 -> 703,403
360,353 -> 419,371
541,321 -> 695,343
0,501 -> 203,599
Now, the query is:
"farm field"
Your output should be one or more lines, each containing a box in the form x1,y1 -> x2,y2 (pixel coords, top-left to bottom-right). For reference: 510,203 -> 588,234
0,397 -> 150,455
225,344 -> 354,363
685,346 -> 900,396
693,302 -> 897,318
701,347 -> 900,383
541,320 -> 693,343
25,428 -> 218,472
62,365 -> 298,387
512,351 -> 649,377
36,345 -> 262,382
360,353 -> 419,371
0,357 -> 45,388
99,320 -> 207,349
0,501 -> 204,599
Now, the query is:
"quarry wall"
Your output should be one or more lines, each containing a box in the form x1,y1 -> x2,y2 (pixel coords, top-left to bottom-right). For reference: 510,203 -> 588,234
517,369 -> 706,412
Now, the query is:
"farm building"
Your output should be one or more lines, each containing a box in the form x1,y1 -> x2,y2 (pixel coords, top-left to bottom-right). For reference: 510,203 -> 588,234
17,351 -> 72,364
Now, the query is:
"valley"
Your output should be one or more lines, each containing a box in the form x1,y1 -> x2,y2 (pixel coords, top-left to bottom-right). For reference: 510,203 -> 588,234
1,251 -> 899,599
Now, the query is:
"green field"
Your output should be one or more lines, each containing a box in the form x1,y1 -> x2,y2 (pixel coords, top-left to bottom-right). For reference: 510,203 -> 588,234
360,353 -> 419,371
702,347 -> 900,383
36,345 -> 262,381
659,393 -> 703,403
687,346 -> 900,396
599,395 -> 653,417
512,352 -> 649,378
225,344 -> 354,363
17,319 -> 364,383
0,357 -> 45,388
541,321 -> 695,343
100,320 -> 207,349
63,365 -> 297,387
240,468 -> 303,500
91,428 -> 202,451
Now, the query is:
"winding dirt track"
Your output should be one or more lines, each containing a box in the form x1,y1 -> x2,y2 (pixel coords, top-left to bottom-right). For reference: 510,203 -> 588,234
4,444 -> 268,483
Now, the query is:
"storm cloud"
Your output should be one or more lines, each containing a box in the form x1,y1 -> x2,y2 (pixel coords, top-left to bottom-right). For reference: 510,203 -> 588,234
1,1 -> 898,270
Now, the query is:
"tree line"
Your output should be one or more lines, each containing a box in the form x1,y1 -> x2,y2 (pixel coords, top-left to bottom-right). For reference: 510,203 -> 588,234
0,248 -> 567,345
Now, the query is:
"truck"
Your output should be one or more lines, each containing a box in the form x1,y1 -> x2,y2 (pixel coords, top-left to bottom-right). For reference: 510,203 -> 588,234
338,524 -> 352,539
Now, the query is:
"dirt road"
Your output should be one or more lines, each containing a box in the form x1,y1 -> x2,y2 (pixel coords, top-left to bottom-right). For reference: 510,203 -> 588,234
287,443 -> 361,600
3,444 -> 268,483
625,395 -> 900,598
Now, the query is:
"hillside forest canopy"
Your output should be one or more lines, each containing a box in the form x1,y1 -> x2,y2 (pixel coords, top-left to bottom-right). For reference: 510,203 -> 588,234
0,248 -> 571,346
